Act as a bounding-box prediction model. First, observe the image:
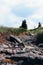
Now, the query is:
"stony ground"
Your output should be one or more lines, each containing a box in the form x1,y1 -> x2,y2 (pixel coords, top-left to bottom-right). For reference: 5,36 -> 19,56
0,33 -> 43,65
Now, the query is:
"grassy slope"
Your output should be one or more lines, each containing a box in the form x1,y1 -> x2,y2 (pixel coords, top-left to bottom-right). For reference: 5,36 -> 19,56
0,26 -> 27,35
0,26 -> 43,43
29,27 -> 43,34
0,26 -> 43,35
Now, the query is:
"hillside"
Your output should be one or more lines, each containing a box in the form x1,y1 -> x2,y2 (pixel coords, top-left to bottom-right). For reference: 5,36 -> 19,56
29,27 -> 43,34
0,27 -> 43,65
0,26 -> 43,43
0,26 -> 43,34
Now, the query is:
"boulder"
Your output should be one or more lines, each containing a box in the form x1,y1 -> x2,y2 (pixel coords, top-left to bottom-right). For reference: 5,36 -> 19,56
7,35 -> 23,44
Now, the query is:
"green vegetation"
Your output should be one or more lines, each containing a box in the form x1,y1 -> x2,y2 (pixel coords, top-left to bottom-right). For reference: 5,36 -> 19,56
38,22 -> 41,28
29,27 -> 43,34
0,26 -> 43,35
0,26 -> 27,35
36,31 -> 43,44
20,19 -> 27,29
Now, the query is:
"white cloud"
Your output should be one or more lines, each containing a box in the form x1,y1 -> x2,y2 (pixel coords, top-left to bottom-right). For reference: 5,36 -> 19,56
25,0 -> 43,7
25,17 -> 38,29
1,0 -> 22,7
0,0 -> 43,29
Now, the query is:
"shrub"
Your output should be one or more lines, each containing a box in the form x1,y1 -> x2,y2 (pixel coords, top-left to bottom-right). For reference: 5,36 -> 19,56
38,22 -> 41,28
20,20 -> 27,29
36,31 -> 43,45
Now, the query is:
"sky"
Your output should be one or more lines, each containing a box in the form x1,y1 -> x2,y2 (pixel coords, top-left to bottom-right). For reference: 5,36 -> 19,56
0,0 -> 43,29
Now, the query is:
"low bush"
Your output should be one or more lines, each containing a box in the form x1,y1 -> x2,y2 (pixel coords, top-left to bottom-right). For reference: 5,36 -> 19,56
36,31 -> 43,45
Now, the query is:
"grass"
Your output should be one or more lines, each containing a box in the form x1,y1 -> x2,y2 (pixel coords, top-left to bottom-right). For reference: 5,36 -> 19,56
0,26 -> 27,35
29,27 -> 43,34
0,26 -> 43,35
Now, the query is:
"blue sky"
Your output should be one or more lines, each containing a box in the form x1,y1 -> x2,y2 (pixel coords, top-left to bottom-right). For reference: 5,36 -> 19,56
0,0 -> 43,29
